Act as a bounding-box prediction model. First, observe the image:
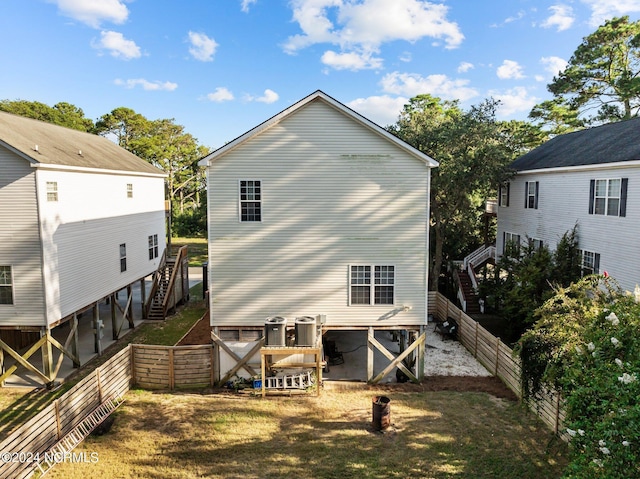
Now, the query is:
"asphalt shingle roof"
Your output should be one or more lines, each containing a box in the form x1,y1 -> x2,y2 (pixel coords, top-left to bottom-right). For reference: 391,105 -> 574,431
511,116 -> 640,171
0,111 -> 164,176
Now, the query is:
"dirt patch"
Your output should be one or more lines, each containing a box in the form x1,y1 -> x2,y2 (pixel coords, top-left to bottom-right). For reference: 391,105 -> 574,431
177,315 -> 211,345
368,375 -> 518,400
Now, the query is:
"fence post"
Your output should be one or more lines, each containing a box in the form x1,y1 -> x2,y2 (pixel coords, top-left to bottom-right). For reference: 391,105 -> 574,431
130,344 -> 136,387
54,399 -> 62,440
494,337 -> 501,375
554,394 -> 561,434
169,348 -> 175,390
474,322 -> 479,357
96,368 -> 103,404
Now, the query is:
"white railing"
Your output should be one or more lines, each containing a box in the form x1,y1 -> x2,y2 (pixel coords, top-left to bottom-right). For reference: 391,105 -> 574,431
462,245 -> 496,291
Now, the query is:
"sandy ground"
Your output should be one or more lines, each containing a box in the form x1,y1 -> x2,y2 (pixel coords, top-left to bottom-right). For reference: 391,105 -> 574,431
424,331 -> 491,377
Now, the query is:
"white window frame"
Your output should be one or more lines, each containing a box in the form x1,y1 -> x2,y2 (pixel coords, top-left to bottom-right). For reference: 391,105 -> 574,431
0,265 -> 14,305
593,178 -> 621,216
127,183 -> 133,198
120,243 -> 127,272
148,234 -> 159,260
499,183 -> 509,207
579,249 -> 600,276
529,238 -> 543,250
503,232 -> 521,254
349,265 -> 395,306
239,180 -> 262,222
46,181 -> 58,202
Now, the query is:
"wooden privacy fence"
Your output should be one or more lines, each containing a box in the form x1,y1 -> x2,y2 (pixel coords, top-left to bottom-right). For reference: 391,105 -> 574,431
428,291 -> 567,436
131,344 -> 214,390
0,346 -> 131,479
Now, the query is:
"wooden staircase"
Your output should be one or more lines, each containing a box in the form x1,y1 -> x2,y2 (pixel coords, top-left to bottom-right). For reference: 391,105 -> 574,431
457,269 -> 480,315
144,246 -> 189,321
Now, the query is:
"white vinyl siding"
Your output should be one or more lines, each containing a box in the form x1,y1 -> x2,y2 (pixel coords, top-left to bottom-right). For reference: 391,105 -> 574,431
0,149 -> 46,326
498,167 -> 640,292
36,169 -> 166,325
207,100 -> 428,328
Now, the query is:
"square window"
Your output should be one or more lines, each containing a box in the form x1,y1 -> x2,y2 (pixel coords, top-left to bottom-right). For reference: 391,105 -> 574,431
46,182 -> 58,202
0,266 -> 13,305
350,265 -> 394,305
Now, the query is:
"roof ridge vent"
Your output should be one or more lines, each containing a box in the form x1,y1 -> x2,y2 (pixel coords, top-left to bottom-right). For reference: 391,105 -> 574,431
78,149 -> 82,155
34,144 -> 39,152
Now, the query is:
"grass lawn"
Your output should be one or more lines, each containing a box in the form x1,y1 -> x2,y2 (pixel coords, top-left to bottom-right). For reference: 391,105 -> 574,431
47,388 -> 568,479
171,237 -> 207,267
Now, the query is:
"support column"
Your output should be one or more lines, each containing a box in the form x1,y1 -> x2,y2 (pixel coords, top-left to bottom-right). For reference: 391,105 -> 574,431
417,326 -> 426,380
40,328 -> 53,383
367,327 -> 374,381
93,303 -> 103,356
0,346 -> 5,387
111,293 -> 118,340
140,277 -> 147,319
71,314 -> 80,368
127,285 -> 134,329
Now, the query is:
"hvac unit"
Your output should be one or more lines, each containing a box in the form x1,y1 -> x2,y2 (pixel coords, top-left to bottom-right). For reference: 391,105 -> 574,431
264,316 -> 287,346
294,316 -> 317,347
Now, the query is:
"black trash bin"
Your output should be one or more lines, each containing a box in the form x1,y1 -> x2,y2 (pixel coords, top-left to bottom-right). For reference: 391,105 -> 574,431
372,396 -> 391,430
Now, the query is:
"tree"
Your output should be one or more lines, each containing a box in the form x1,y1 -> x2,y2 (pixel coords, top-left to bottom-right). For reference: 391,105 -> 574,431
516,276 -> 640,478
0,99 -> 94,131
530,16 -> 640,132
388,95 -> 519,291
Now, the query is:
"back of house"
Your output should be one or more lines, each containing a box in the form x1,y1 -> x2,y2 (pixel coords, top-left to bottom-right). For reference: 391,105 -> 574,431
200,91 -> 437,345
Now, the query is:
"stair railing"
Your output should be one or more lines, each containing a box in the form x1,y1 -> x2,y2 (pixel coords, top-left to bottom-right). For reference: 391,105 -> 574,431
144,249 -> 167,319
161,245 -> 189,317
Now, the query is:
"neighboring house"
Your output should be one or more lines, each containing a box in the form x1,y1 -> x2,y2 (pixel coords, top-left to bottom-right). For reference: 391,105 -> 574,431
0,111 -> 167,384
199,90 -> 438,383
497,117 -> 640,292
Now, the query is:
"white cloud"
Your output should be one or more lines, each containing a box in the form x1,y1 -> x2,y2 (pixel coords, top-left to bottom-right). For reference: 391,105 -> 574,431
92,31 -> 141,60
207,87 -> 235,102
540,55 -> 568,77
541,5 -> 574,31
241,0 -> 257,12
321,50 -> 383,70
114,78 -> 178,91
347,95 -> 408,127
283,0 -> 464,71
496,60 -> 525,79
188,31 -> 218,62
399,51 -> 412,62
581,0 -> 640,27
49,0 -> 129,28
381,71 -> 478,101
457,61 -> 474,73
489,87 -> 538,116
246,89 -> 279,103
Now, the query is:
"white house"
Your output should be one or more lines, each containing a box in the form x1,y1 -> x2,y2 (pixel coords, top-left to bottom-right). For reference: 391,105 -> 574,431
497,116 -> 640,292
0,111 -> 167,384
199,90 -> 438,383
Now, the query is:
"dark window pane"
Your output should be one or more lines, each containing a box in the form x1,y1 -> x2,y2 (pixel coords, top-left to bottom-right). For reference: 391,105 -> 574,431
351,286 -> 370,305
374,286 -> 394,304
0,286 -> 12,304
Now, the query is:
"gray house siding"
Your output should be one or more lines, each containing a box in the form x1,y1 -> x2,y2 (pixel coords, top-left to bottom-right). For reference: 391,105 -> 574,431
207,99 -> 430,328
0,148 -> 46,327
497,165 -> 640,292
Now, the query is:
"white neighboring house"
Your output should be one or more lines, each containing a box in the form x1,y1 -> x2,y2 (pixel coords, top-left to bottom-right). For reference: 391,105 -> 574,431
199,90 -> 438,382
0,111 -> 167,382
497,117 -> 640,292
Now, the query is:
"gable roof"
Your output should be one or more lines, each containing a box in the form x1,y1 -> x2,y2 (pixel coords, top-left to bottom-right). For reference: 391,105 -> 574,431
511,116 -> 640,172
0,111 -> 165,176
198,90 -> 438,168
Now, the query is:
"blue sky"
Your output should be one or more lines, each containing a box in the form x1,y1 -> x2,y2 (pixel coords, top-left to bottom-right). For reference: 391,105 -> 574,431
2,0 -> 640,150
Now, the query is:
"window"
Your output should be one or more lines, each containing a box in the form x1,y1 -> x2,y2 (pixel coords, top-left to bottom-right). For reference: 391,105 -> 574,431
589,178 -> 627,217
503,232 -> 521,255
529,238 -> 543,250
0,266 -> 13,305
127,183 -> 133,198
120,244 -> 127,272
524,181 -> 539,209
46,181 -> 58,202
499,183 -> 510,207
148,234 -> 158,260
349,265 -> 395,306
579,249 -> 600,276
239,180 -> 261,222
